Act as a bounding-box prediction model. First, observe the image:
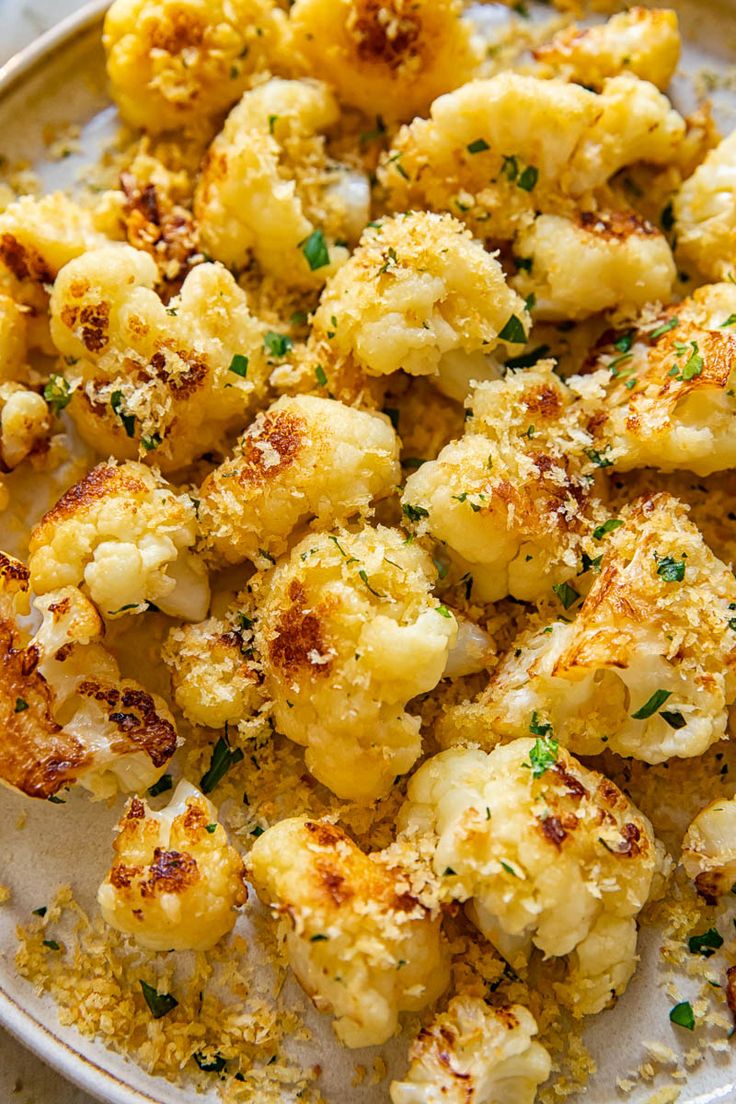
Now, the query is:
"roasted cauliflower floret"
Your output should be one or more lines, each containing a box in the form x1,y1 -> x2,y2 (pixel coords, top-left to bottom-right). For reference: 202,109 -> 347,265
195,78 -> 370,288
0,194 -> 107,354
311,212 -> 528,400
0,553 -> 179,800
98,781 -> 247,950
682,797 -> 736,904
199,395 -> 400,565
289,0 -> 481,123
533,7 -> 680,91
586,282 -> 736,476
673,130 -> 736,282
380,74 -> 685,242
0,292 -> 28,380
389,997 -> 551,1104
163,613 -> 263,729
511,211 -> 675,321
49,245 -> 268,470
253,525 -> 457,802
28,461 -> 209,621
0,383 -> 50,469
476,494 -> 736,763
103,0 -> 285,134
249,817 -> 449,1047
399,742 -> 664,1013
401,365 -> 605,602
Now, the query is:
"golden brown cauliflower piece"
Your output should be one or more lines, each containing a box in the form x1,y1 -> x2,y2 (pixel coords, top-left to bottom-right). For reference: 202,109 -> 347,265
390,997 -> 551,1104
49,245 -> 268,471
474,494 -> 736,764
585,282 -> 736,476
253,526 -> 457,802
195,78 -> 370,289
163,612 -> 263,729
401,364 -> 606,603
0,383 -> 51,470
533,7 -> 680,92
311,212 -> 528,401
103,0 -> 285,134
673,129 -> 736,283
380,73 -> 685,242
0,552 -> 179,800
249,817 -> 449,1047
289,0 -> 481,123
28,461 -> 209,621
399,742 -> 666,1014
98,780 -> 247,950
0,194 -> 107,354
198,394 -> 400,565
511,210 -> 675,321
682,797 -> 736,904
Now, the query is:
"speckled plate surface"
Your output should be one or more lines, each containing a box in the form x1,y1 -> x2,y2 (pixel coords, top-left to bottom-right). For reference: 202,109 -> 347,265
4,4 -> 736,1103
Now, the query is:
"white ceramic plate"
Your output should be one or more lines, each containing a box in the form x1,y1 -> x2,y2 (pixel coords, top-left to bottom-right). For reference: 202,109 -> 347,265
4,4 -> 736,1103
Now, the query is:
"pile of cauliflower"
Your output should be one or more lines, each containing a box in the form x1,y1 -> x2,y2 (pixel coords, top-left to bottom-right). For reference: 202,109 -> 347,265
7,1 -> 736,1100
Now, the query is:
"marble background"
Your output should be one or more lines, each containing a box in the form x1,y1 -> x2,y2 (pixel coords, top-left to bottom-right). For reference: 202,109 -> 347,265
1,8 -> 97,1102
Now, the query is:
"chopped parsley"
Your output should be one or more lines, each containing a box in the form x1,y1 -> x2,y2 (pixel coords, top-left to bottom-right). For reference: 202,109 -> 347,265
467,138 -> 490,154
660,710 -> 686,730
402,503 -> 429,522
32,906 -> 47,917
205,823 -> 217,834
263,332 -> 293,358
669,1001 -> 695,1030
593,518 -> 623,541
110,391 -> 135,438
43,940 -> 60,951
141,433 -> 161,452
435,605 -> 452,618
14,697 -> 28,713
585,447 -> 612,469
43,374 -> 72,415
525,734 -> 559,779
529,711 -> 552,737
579,552 -> 603,575
552,581 -> 580,609
656,554 -> 686,582
299,229 -> 330,271
193,1053 -> 227,1073
517,165 -> 538,191
721,314 -> 736,328
358,569 -> 385,598
500,861 -> 518,876
310,933 -> 329,942
498,314 -> 527,344
688,928 -> 723,957
200,735 -> 244,794
501,155 -> 518,181
228,353 -> 249,378
505,344 -> 550,370
650,317 -> 679,341
314,365 -> 328,388
631,688 -> 671,720
268,114 -> 279,134
147,774 -> 173,797
140,980 -> 178,1019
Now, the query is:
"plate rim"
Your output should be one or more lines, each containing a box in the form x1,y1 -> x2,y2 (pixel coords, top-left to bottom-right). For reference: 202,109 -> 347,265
0,13 -> 167,1104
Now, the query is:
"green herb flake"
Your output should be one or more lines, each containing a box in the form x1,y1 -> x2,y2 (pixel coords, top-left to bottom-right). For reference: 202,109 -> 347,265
47,794 -> 66,804
263,331 -> 294,358
518,165 -> 539,192
579,552 -> 603,575
147,774 -> 173,797
402,503 -> 429,522
585,447 -> 612,469
194,1053 -> 227,1073
228,353 -> 249,378
721,314 -> 736,328
505,344 -> 551,370
315,365 -> 328,388
140,979 -> 179,1019
593,518 -> 624,541
43,374 -> 72,415
661,203 -> 675,232
141,433 -> 161,452
650,317 -> 679,340
631,688 -> 671,720
250,825 -> 264,838
205,823 -> 218,834
110,391 -> 136,438
43,940 -> 60,951
310,933 -> 329,942
14,697 -> 28,713
443,867 -> 456,877
300,229 -> 330,271
688,928 -> 723,957
498,314 -> 527,344
669,1001 -> 695,1030
32,906 -> 47,917
529,711 -> 552,737
435,605 -> 452,618
467,138 -> 490,154
501,155 -> 518,181
358,569 -> 385,598
268,114 -> 279,134
656,554 -> 686,583
200,736 -> 244,794
552,581 -> 580,609
500,860 -> 518,876
660,710 -> 687,730
526,734 -> 559,779
680,344 -> 704,381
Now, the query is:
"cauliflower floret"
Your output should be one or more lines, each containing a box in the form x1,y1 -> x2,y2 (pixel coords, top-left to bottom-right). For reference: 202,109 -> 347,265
249,817 -> 449,1047
49,246 -> 268,471
198,394 -> 400,565
584,282 -> 736,476
380,74 -> 685,242
0,553 -> 179,800
511,211 -> 675,321
401,365 -> 606,603
555,913 -> 639,1019
98,780 -> 247,950
0,292 -> 28,380
0,194 -> 107,354
682,797 -> 736,903
399,742 -> 664,1012
253,526 -> 457,802
673,130 -> 736,282
103,0 -> 285,134
163,614 -> 263,729
533,7 -> 680,92
289,0 -> 481,123
389,996 -> 551,1104
0,383 -> 50,469
473,494 -> 736,763
28,460 -> 209,621
310,212 -> 528,399
195,78 -> 370,289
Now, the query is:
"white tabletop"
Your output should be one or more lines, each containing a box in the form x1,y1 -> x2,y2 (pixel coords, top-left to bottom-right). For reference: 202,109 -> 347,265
0,8 -> 98,1101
